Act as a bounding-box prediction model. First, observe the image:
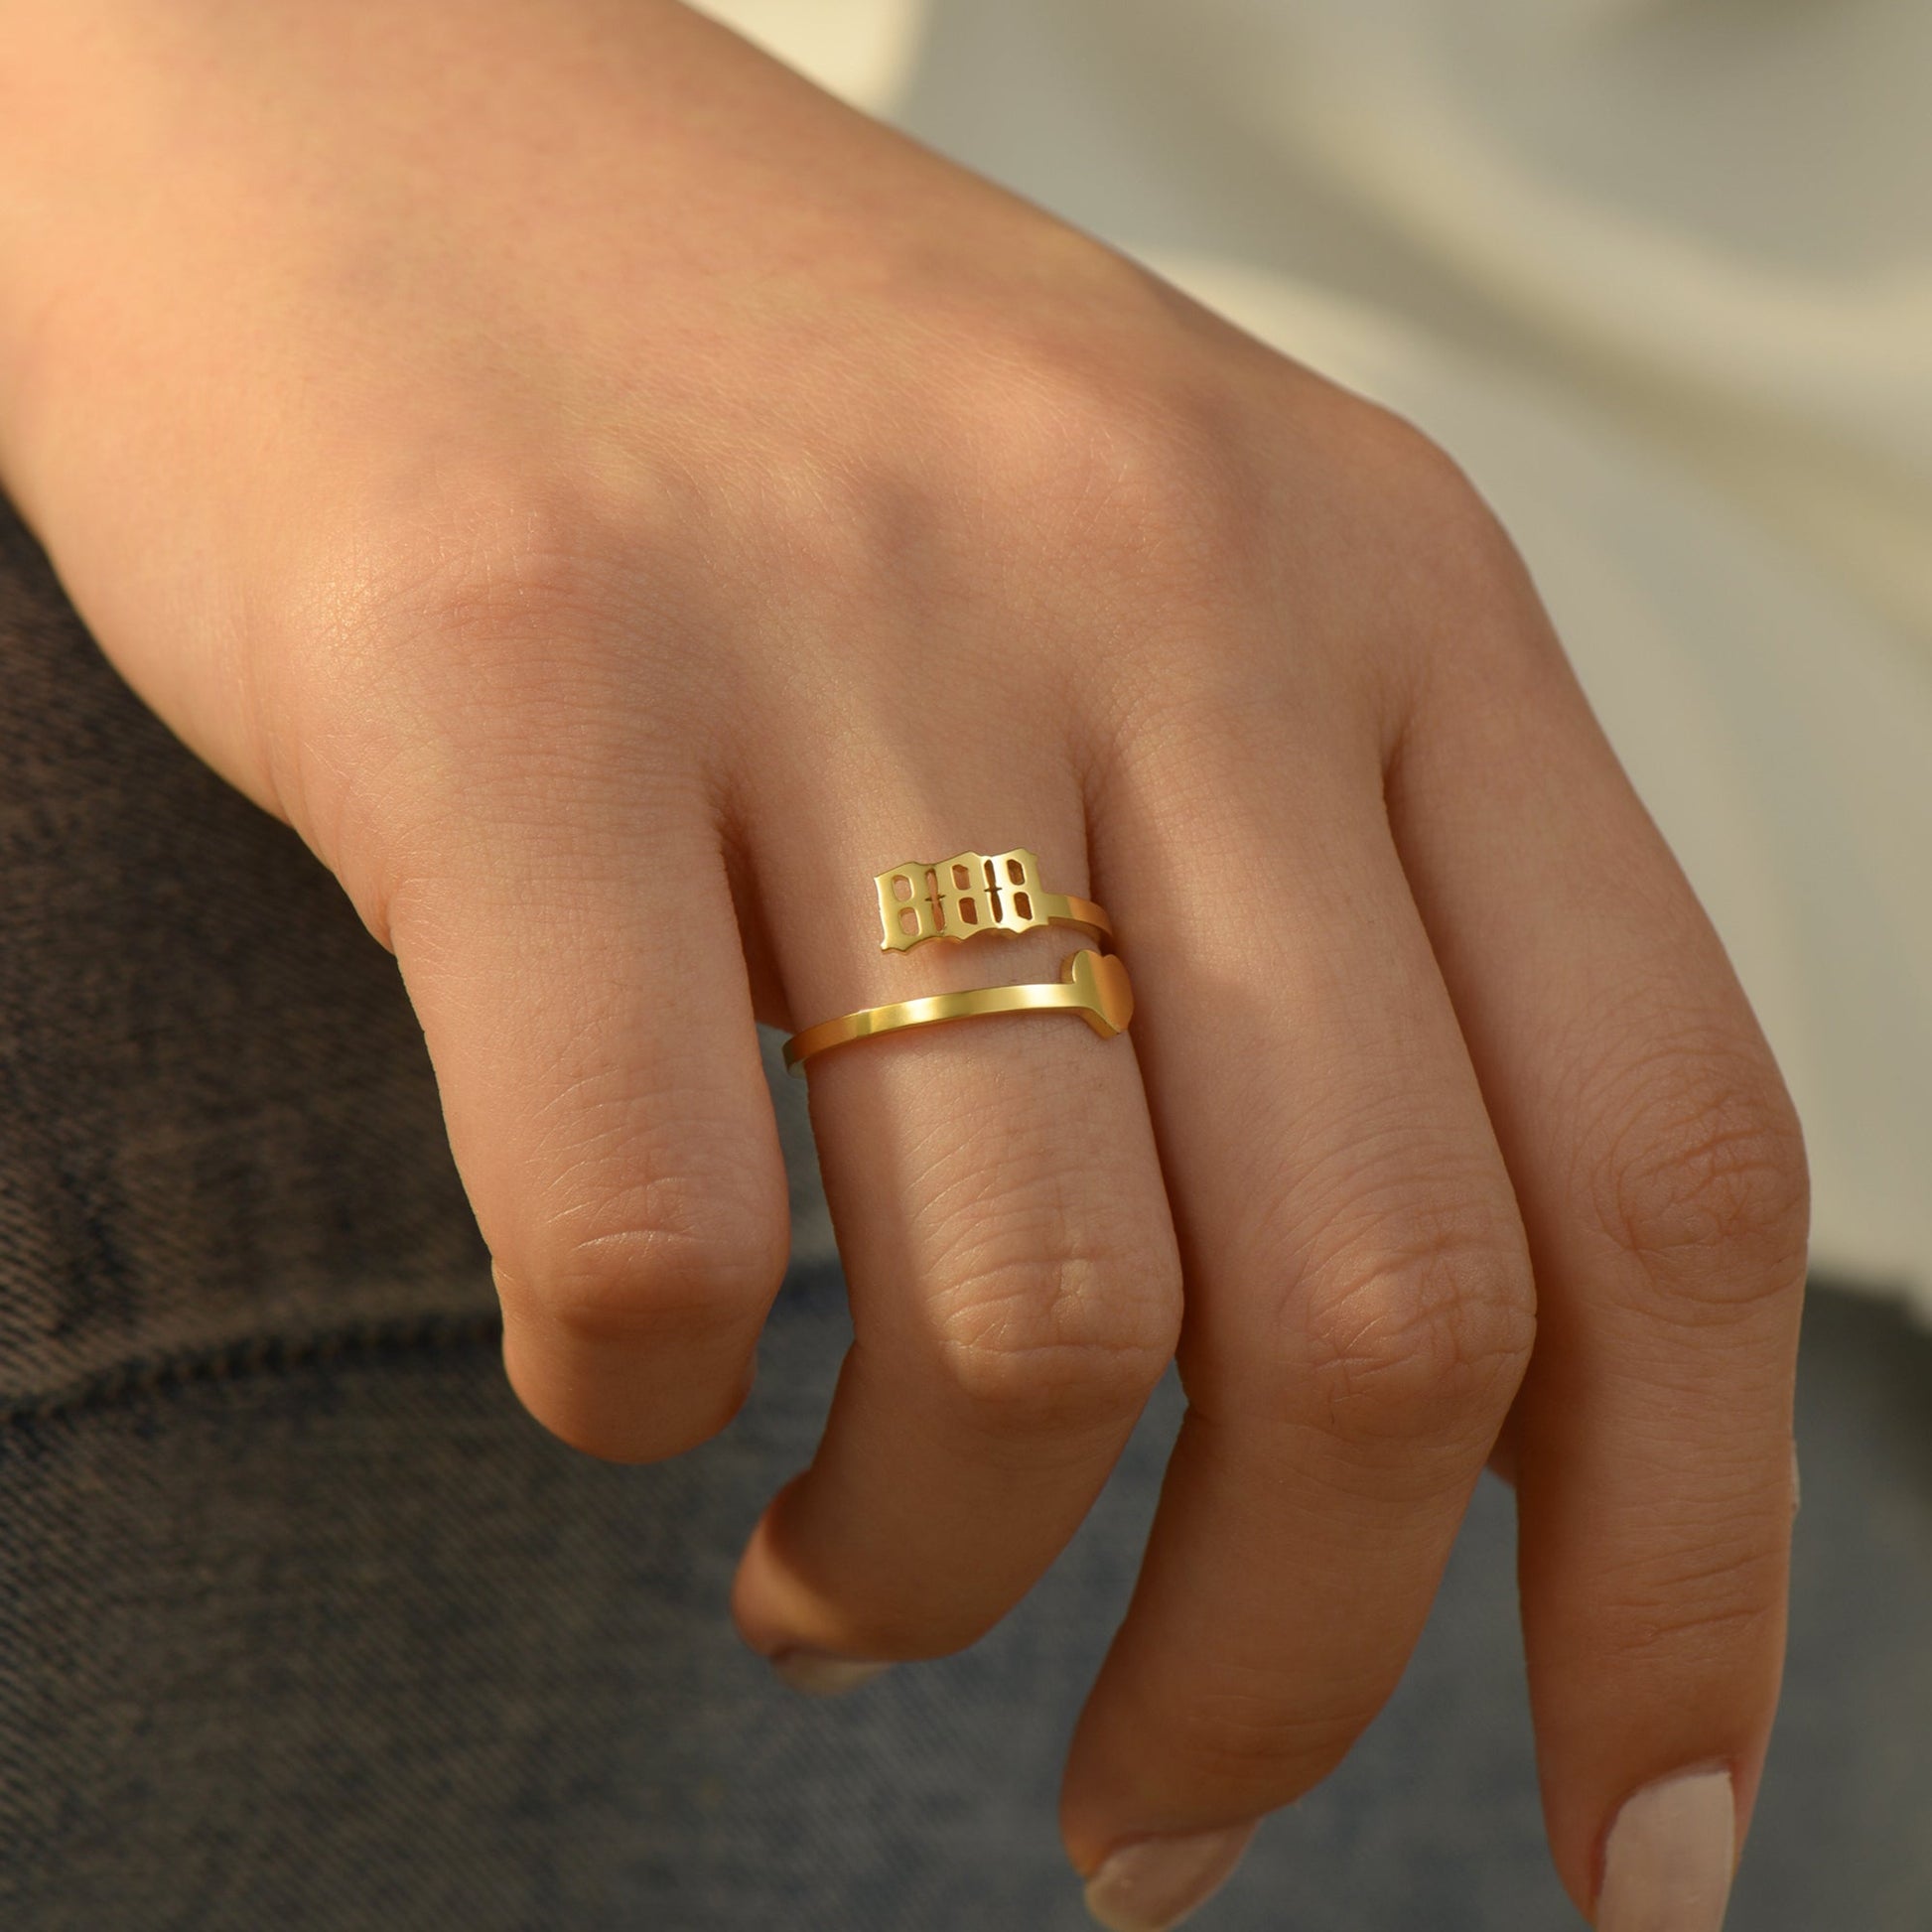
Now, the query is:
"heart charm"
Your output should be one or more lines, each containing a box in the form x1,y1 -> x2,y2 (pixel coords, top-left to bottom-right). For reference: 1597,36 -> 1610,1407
1066,949 -> 1134,1037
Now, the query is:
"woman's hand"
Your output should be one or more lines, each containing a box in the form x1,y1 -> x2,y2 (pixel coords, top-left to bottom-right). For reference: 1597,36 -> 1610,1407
0,3 -> 1806,1925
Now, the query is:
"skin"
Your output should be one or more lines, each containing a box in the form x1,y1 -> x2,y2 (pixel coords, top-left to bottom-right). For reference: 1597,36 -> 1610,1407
0,0 -> 1808,1918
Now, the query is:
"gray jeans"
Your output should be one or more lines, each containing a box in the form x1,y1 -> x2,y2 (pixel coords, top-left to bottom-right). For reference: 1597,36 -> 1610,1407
2,497 -> 1927,1929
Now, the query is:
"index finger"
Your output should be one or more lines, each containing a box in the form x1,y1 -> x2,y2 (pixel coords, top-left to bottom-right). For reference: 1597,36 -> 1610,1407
370,688 -> 792,1462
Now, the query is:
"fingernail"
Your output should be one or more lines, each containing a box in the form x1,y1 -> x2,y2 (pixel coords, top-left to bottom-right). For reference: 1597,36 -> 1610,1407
1596,1768 -> 1735,1932
768,1647 -> 892,1697
1083,1822 -> 1257,1932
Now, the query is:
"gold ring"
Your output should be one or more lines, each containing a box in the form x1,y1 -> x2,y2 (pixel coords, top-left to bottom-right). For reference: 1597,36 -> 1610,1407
874,847 -> 1111,952
783,948 -> 1134,1074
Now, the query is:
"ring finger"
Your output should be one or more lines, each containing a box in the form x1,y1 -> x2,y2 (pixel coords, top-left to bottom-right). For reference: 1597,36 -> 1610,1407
1059,689 -> 1538,1924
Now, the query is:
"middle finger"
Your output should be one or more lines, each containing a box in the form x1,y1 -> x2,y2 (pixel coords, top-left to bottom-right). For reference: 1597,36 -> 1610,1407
731,698 -> 1181,1674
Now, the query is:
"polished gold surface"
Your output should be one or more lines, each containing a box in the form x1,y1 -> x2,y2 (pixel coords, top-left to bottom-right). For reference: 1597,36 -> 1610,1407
874,847 -> 1111,952
783,948 -> 1134,1074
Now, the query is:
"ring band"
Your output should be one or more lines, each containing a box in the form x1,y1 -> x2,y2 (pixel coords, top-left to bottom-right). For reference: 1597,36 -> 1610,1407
875,847 -> 1112,952
783,948 -> 1134,1074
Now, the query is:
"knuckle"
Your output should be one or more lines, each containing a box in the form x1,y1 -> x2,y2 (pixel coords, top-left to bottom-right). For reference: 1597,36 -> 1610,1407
713,266 -> 1272,622
515,1172 -> 787,1361
274,474 -> 708,926
1596,1542 -> 1787,1663
301,464 -> 705,773
1157,1679 -> 1375,1800
948,339 -> 1268,592
1025,373 -> 1246,562
927,1233 -> 1182,1439
1311,402 -> 1557,708
1292,1200 -> 1537,1449
1587,1035 -> 1811,1303
1349,411 -> 1526,600
341,465 -> 639,651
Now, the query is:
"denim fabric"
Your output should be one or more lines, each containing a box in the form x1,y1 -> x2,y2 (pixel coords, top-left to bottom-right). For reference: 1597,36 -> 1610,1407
0,508 -> 493,1407
2,494 -> 1929,1928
